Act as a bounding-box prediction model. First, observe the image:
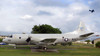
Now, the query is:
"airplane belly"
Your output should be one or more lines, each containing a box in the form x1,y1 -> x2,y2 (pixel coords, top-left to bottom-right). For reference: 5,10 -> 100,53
14,41 -> 27,45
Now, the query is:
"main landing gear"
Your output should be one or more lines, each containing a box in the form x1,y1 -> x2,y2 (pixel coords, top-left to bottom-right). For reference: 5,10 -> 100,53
43,47 -> 47,51
34,46 -> 48,51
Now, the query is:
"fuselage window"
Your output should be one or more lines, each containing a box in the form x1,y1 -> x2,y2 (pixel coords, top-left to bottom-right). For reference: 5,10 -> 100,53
19,37 -> 21,39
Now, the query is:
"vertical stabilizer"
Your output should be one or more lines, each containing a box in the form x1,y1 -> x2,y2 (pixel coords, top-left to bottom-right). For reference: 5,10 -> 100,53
77,21 -> 87,34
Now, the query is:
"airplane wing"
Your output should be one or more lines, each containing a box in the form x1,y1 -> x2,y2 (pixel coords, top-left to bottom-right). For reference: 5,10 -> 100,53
40,38 -> 56,43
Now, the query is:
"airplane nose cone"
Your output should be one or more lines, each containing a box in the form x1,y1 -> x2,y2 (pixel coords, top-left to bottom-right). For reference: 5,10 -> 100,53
2,39 -> 5,42
2,39 -> 7,43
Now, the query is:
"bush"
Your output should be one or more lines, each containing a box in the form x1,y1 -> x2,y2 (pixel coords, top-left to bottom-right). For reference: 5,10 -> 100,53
61,42 -> 72,46
0,38 -> 3,42
68,42 -> 72,46
85,40 -> 91,44
95,41 -> 100,48
61,43 -> 67,46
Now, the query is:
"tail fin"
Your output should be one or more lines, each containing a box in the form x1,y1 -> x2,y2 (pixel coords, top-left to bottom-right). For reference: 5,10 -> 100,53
77,21 -> 87,34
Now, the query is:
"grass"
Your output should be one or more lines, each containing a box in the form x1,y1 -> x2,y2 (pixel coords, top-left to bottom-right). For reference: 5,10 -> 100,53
0,44 -> 100,56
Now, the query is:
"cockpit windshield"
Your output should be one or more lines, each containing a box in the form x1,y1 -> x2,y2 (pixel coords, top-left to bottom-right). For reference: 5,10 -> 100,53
8,35 -> 13,38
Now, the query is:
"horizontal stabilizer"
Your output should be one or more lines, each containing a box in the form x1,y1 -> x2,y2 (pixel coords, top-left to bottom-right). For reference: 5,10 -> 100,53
80,32 -> 94,37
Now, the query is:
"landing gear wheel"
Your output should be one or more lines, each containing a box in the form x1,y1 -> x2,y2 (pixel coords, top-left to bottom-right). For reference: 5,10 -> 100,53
43,47 -> 47,51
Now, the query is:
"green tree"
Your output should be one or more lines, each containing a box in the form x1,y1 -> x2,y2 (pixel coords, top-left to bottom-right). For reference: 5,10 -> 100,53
96,41 -> 100,48
0,38 -> 3,42
85,40 -> 91,44
31,24 -> 62,34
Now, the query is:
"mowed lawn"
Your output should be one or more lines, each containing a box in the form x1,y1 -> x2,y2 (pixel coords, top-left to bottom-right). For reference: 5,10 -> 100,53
0,44 -> 100,56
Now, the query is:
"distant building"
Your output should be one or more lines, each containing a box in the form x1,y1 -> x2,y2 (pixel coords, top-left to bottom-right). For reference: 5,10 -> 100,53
73,40 -> 92,44
74,41 -> 87,44
94,38 -> 100,47
0,36 -> 7,39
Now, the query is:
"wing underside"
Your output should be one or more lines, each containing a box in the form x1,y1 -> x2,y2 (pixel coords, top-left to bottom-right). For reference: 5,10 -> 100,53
40,38 -> 56,43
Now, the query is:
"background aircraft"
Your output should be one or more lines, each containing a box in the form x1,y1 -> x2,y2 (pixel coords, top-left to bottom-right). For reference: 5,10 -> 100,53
89,9 -> 95,13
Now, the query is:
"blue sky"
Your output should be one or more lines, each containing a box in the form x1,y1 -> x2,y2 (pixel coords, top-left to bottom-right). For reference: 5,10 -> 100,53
0,0 -> 99,35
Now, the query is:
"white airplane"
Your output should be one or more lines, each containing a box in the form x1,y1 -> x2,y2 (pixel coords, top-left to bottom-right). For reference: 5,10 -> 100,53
3,22 -> 94,50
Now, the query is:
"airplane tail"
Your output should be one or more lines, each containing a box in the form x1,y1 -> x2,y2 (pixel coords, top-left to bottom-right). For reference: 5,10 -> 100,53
77,21 -> 87,34
75,21 -> 94,40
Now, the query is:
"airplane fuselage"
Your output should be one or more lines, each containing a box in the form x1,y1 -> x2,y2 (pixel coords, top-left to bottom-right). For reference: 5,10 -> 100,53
3,33 -> 79,45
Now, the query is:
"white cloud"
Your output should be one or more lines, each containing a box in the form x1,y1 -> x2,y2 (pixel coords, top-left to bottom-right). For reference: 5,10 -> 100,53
88,1 -> 93,5
21,15 -> 33,20
0,0 -> 99,35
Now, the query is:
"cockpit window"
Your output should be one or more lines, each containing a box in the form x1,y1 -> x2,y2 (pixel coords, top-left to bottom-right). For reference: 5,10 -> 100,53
8,35 -> 13,38
10,35 -> 12,38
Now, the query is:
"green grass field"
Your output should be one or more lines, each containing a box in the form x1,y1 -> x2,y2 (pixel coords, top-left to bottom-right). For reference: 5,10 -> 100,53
0,44 -> 100,56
